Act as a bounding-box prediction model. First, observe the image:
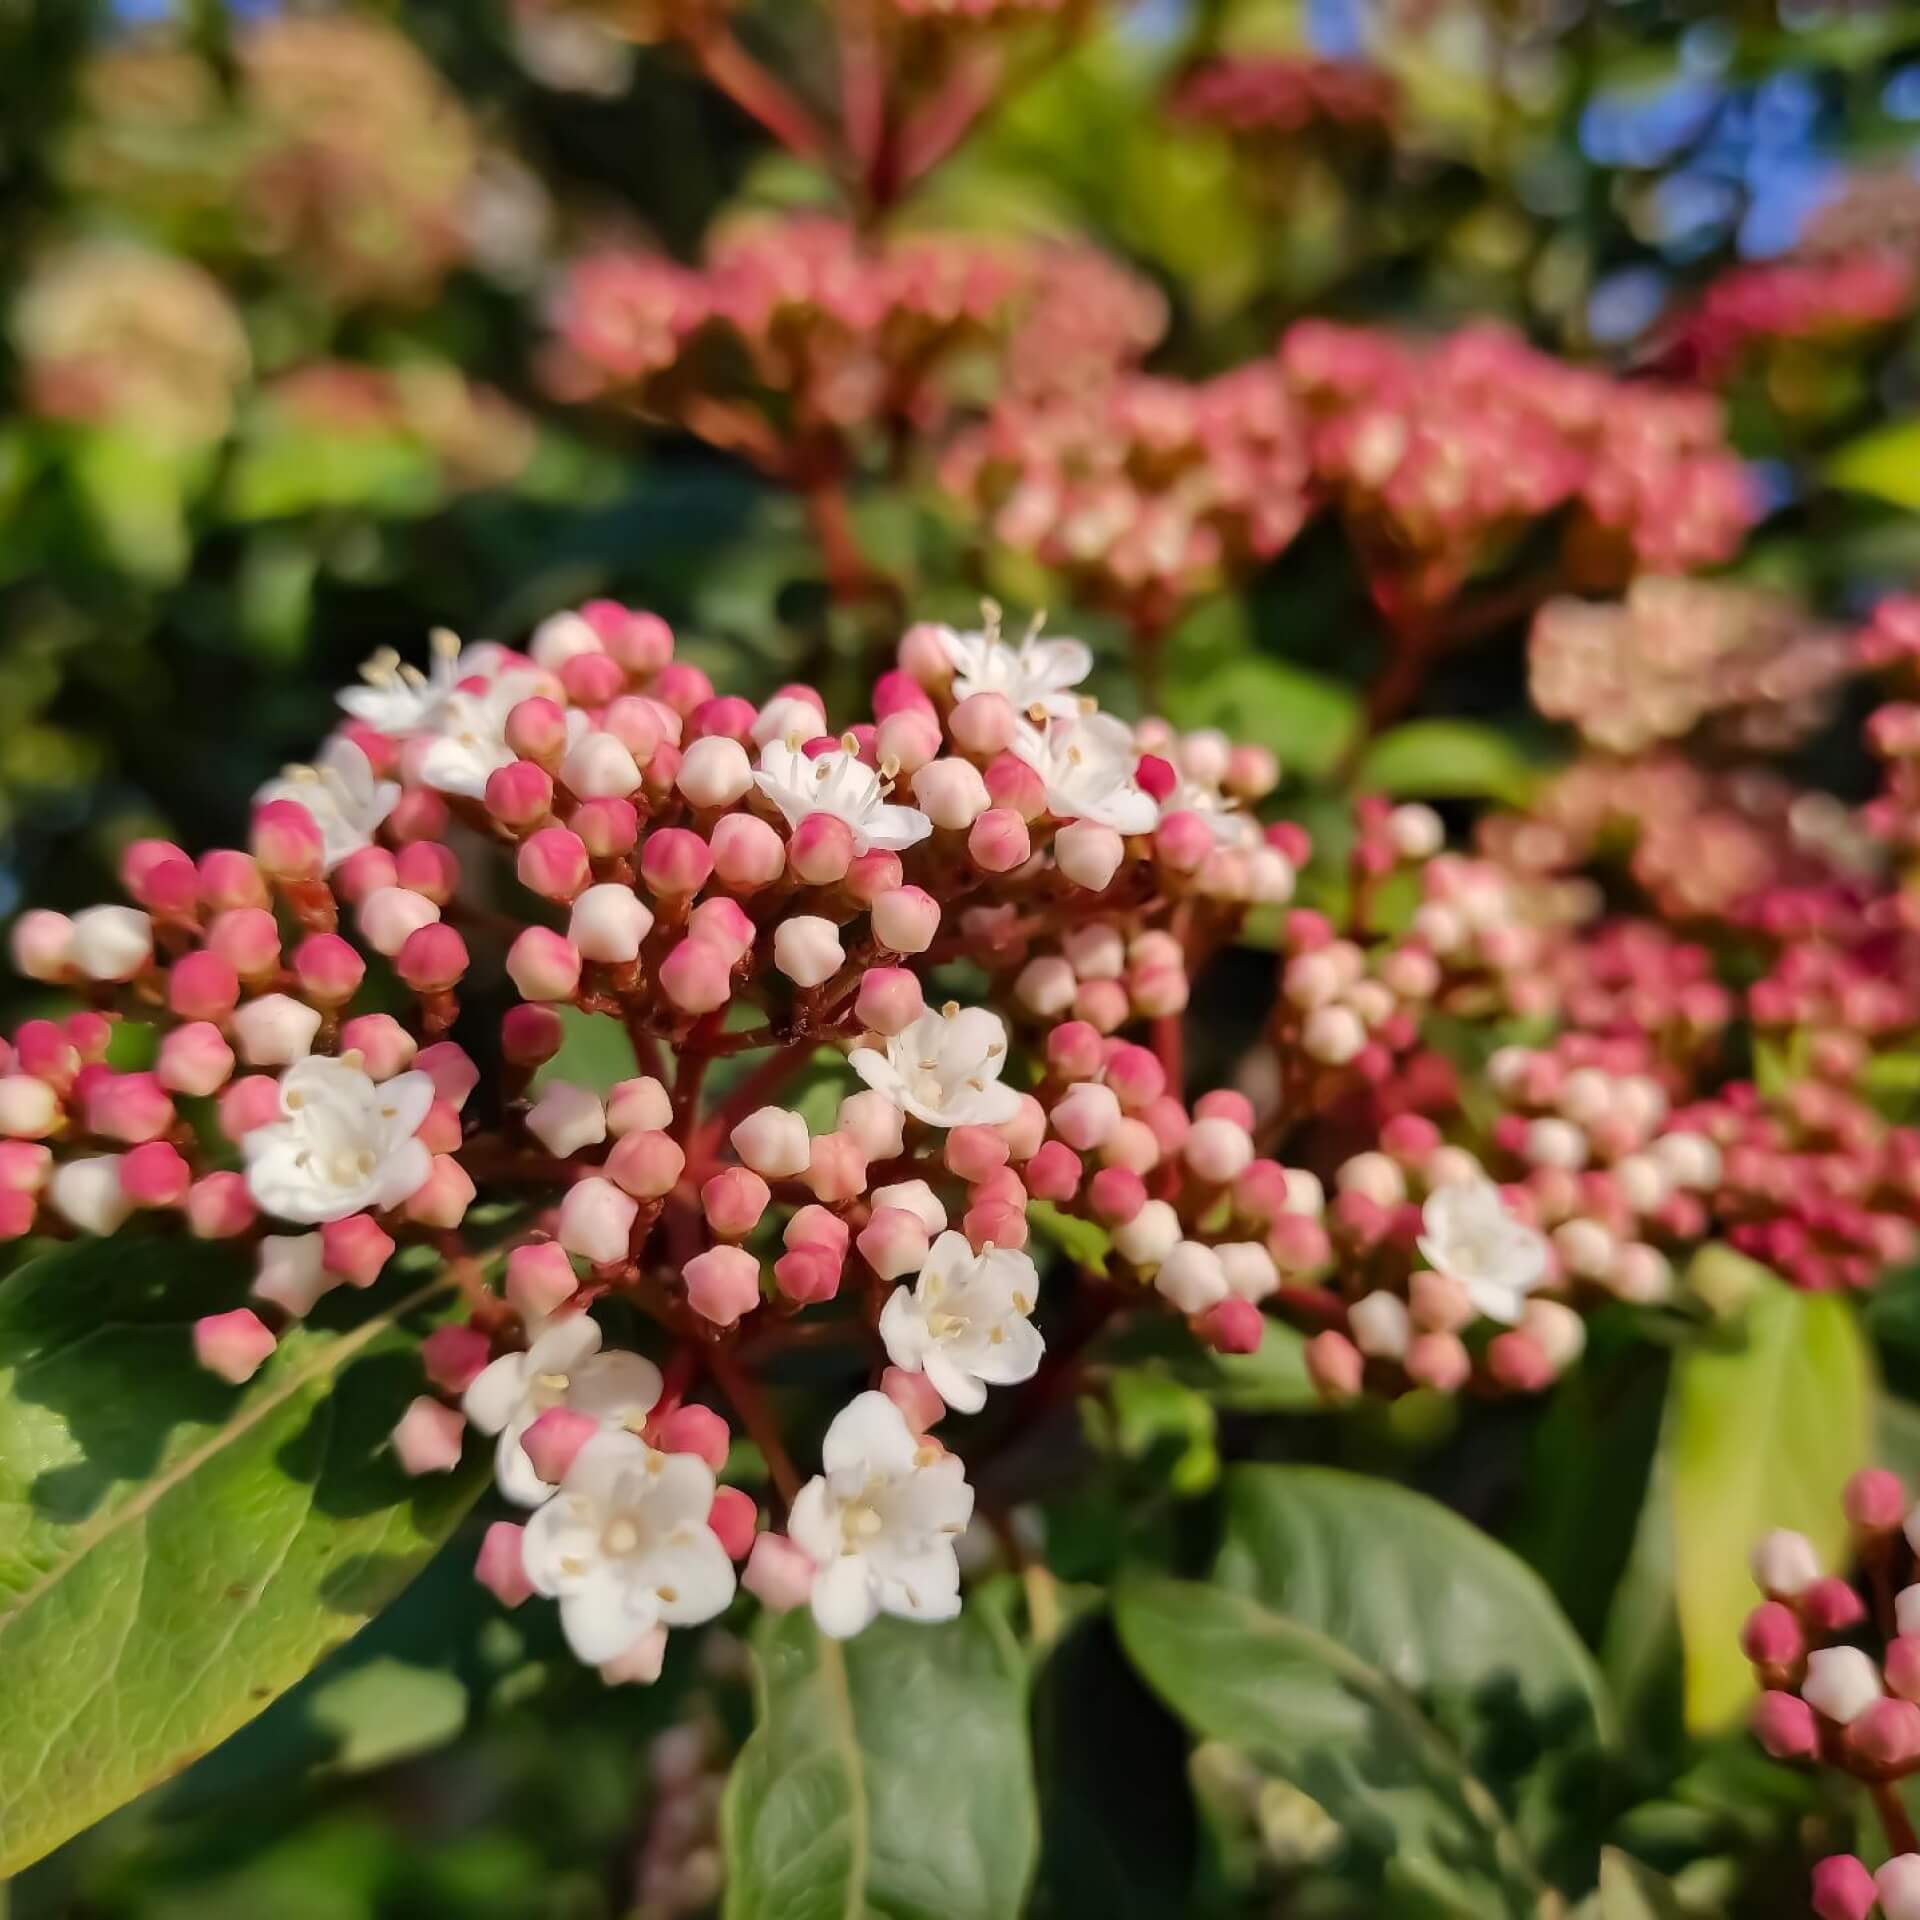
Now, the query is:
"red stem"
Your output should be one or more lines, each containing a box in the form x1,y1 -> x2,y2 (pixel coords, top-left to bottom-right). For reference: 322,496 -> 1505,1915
893,44 -> 1003,192
687,26 -> 835,166
690,1037 -> 820,1171
709,1344 -> 802,1509
1874,1780 -> 1919,1856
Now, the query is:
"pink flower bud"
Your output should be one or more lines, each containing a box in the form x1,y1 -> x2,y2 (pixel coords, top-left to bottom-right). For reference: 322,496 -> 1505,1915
605,1079 -> 672,1140
417,1097 -> 461,1155
1404,1331 -> 1469,1392
656,1404 -> 730,1470
119,1140 -> 190,1208
882,1365 -> 946,1432
197,847 -> 267,910
506,927 -> 583,1002
475,1520 -> 534,1607
333,846 -> 398,906
1154,810 -> 1214,875
1054,820 -> 1125,892
744,1532 -> 816,1611
1079,1167 -> 1142,1227
709,1486 -> 758,1560
0,1140 -> 50,1194
859,1206 -> 931,1280
217,1073 -> 282,1142
415,1042 -> 479,1112
641,827 -> 713,897
10,909 -> 73,982
394,840 -> 458,904
166,949 -> 240,1022
605,1128 -> 685,1199
775,1246 -> 841,1305
358,885 -> 441,958
187,1170 -> 256,1238
969,807 -> 1031,874
0,1190 -> 34,1239
710,812 -> 786,891
946,1126 -> 1009,1183
1809,1856 -> 1878,1920
806,1131 -> 868,1204
837,1089 -> 904,1161
392,1396 -> 466,1475
1848,1468 -> 1907,1534
573,795 -> 640,858
1803,1577 -> 1868,1634
786,1204 -> 851,1256
1306,1328 -> 1365,1400
787,813 -> 855,886
86,1071 -> 173,1145
560,650 -> 624,706
1888,1637 -> 1920,1703
250,799 -> 325,880
208,905 -> 281,981
1052,1081 -> 1122,1152
688,897 -> 755,962
855,966 -> 924,1035
1854,1697 -> 1920,1770
1020,1140 -> 1079,1202
501,1004 -> 565,1067
232,993 -> 323,1067
872,886 -> 939,953
505,694 -> 570,765
678,735 -> 754,808
983,750 -> 1048,821
703,1166 -> 771,1239
422,1322 -> 491,1395
319,1213 -> 394,1288
909,757 -> 987,832
654,661 -> 713,714
591,603 -> 673,674
876,708 -> 942,775
195,1308 -> 276,1384
1198,1298 -> 1265,1354
558,1175 -> 638,1265
775,914 -> 845,987
404,1155 -> 475,1229
396,924 -> 470,994
561,731 -> 643,800
287,933 -> 362,1007
485,758 -> 554,831
518,827 -> 591,903
732,1106 -> 811,1179
506,1241 -> 578,1320
660,936 -> 732,1013
949,692 -> 1018,756
1046,1020 -> 1103,1083
685,1244 -> 762,1326
523,1405 -> 599,1484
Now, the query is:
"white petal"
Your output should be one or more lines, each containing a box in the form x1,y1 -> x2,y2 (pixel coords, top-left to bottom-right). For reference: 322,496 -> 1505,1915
811,1555 -> 880,1639
463,1354 -> 527,1434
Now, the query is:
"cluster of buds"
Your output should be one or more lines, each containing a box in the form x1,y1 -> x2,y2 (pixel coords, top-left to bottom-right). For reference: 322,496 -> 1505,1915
1657,254 -> 1916,385
1280,320 -> 1755,612
1530,576 -> 1860,757
0,595 -> 1329,1673
1744,1477 -> 1920,1919
1168,55 -> 1399,142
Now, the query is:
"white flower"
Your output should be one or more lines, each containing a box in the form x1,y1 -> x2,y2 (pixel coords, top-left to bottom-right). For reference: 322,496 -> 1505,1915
252,1234 -> 334,1317
336,629 -> 473,734
255,738 -> 399,869
418,669 -> 572,799
787,1391 -> 973,1638
1416,1180 -> 1550,1326
521,1429 -> 735,1663
1011,713 -> 1157,834
937,614 -> 1091,718
242,1055 -> 435,1225
878,1233 -> 1044,1413
849,1004 -> 1022,1129
752,738 -> 931,854
464,1314 -> 664,1506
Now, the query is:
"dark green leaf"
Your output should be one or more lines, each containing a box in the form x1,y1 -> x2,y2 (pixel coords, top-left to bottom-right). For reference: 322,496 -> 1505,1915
1356,720 -> 1544,806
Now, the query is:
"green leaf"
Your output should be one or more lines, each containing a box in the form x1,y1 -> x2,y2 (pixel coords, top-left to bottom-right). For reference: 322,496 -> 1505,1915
1580,1847 -> 1688,1919
1162,657 -> 1363,782
0,1236 -> 484,1873
69,431 -> 197,584
1096,1313 -> 1320,1413
531,1007 -> 639,1096
1027,1201 -> 1112,1278
1668,1266 -> 1872,1730
1827,420 -> 1920,512
306,1656 -> 468,1775
1114,1573 -> 1552,1918
722,1607 -> 1037,1920
1356,720 -> 1544,806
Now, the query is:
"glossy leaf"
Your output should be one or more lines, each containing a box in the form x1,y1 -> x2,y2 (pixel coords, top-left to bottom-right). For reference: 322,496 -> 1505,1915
1357,719 -> 1545,806
1828,420 -> 1920,512
1163,657 -> 1363,781
0,1236 -> 484,1873
722,1606 -> 1037,1920
1667,1265 -> 1872,1729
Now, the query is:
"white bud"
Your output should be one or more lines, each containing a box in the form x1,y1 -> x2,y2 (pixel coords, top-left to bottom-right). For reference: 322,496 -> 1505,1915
1185,1116 -> 1254,1184
50,1154 -> 131,1236
569,883 -> 653,964
1803,1645 -> 1881,1725
1302,1005 -> 1366,1065
529,610 -> 604,670
1612,1152 -> 1671,1213
557,1175 -> 638,1266
232,993 -> 323,1067
1425,1145 -> 1485,1188
1350,1290 -> 1411,1360
560,731 -> 642,799
1335,1150 -> 1405,1209
1609,1241 -> 1672,1304
0,1075 -> 59,1139
1551,1217 -> 1615,1280
774,914 -> 845,988
1015,956 -> 1077,1017
252,1234 -> 335,1317
1279,1168 -> 1324,1216
838,1089 -> 904,1161
1897,1583 -> 1920,1637
1112,1197 -> 1180,1267
677,735 -> 753,809
1523,1116 -> 1588,1171
1487,1046 -> 1535,1098
910,757 -> 989,830
1062,924 -> 1125,981
607,1076 -> 672,1135
1557,1068 -> 1614,1129
1386,804 -> 1444,860
1521,1298 -> 1586,1371
1652,1130 -> 1721,1190
1878,1857 -> 1920,1920
1055,821 -> 1126,892
69,905 -> 153,982
527,1081 -> 608,1160
1219,1241 -> 1279,1302
1248,848 -> 1295,903
9,909 -> 74,982
1155,1240 -> 1228,1314
1749,1527 -> 1821,1598
1284,949 -> 1343,1010
731,1107 -> 811,1179
359,886 -> 442,957
1411,901 -> 1466,955
754,692 -> 826,747
871,1179 -> 947,1236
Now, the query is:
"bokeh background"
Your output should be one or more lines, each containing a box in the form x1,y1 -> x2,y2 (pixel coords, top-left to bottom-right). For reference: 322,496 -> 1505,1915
4,0 -> 1920,1912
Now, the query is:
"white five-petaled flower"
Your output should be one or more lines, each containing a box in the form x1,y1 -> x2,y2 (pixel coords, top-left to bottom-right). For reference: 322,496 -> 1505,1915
1416,1180 -> 1551,1326
464,1313 -> 665,1506
242,1055 -> 435,1225
1011,712 -> 1158,834
752,738 -> 932,854
521,1429 -> 735,1664
418,668 -> 572,799
787,1391 -> 974,1639
936,614 -> 1091,718
254,737 -> 400,870
336,629 -> 473,734
849,1004 -> 1022,1129
878,1232 -> 1044,1413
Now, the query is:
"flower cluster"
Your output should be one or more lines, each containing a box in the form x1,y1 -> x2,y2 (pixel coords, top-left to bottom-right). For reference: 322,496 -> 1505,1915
1656,254 -> 1916,384
1169,56 -> 1399,141
1743,1475 -> 1920,1919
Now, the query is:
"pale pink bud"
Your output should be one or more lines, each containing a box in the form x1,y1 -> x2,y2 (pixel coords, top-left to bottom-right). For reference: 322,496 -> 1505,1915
395,840 -> 458,904
517,827 -> 591,904
709,1486 -> 758,1560
118,1139 -> 189,1208
207,906 -> 281,981
187,1170 -> 255,1238
1218,1240 -> 1279,1301
1408,1265 -> 1473,1332
1156,1240 -> 1229,1314
855,966 -> 924,1034
506,1242 -> 578,1321
946,1126 -> 1010,1183
677,735 -> 753,808
1112,1196 -> 1180,1266
0,1141 -> 49,1196
1302,1004 -> 1366,1065
475,1520 -> 534,1607
876,708 -> 942,775
1055,821 -> 1125,892
605,1128 -> 685,1199
837,1089 -> 904,1161
217,1073 -> 281,1140
656,1404 -> 730,1470
558,1175 -> 638,1265
731,1106 -> 812,1179
882,1365 -> 946,1432
1337,1151 -> 1406,1209
1015,956 -> 1077,1017
163,950 -> 238,1023
0,1075 -> 58,1139
949,691 -> 1018,756
997,1092 -> 1048,1162
710,812 -> 786,890
783,812 -> 852,886
786,1204 -> 851,1257
689,896 -> 755,962
912,757 -> 989,830
527,1081 -> 608,1159
560,731 -> 642,799
1406,1331 -> 1471,1392
660,936 -> 732,1013
1306,1328 -> 1364,1399
1848,1468 -> 1907,1534
1806,1646 -> 1884,1725
1185,1116 -> 1254,1184
195,1306 -> 277,1383
969,807 -> 1031,874
1881,1859 -> 1920,1920
10,909 -> 73,982
744,1533 -> 816,1611
703,1166 -> 771,1239
805,1131 -> 868,1204
250,800 -> 325,882
774,914 -> 845,987
1350,1289 -> 1412,1359
358,885 -> 441,957
417,1042 -> 480,1112
484,758 -> 554,831
606,1076 -> 672,1135
506,927 -> 583,1002
392,1396 -> 466,1475
287,933 -> 361,1007
521,1405 -> 598,1485
573,795 -> 639,858
232,993 -> 323,1067
404,1155 -> 475,1229
872,886 -> 939,953
414,1325 -> 488,1401
685,1244 -> 762,1326
1052,1081 -> 1122,1152
859,1206 -> 931,1280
